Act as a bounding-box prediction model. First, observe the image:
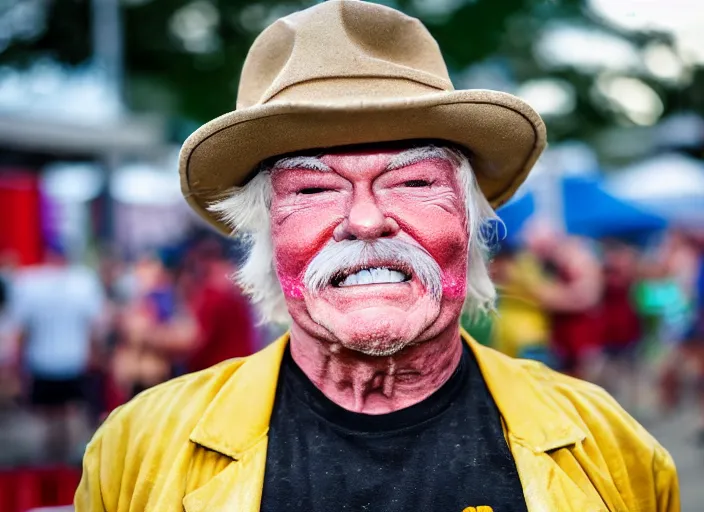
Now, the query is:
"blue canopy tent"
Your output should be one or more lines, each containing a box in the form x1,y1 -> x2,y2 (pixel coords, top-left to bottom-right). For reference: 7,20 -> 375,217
563,176 -> 668,238
495,176 -> 668,244
493,193 -> 535,249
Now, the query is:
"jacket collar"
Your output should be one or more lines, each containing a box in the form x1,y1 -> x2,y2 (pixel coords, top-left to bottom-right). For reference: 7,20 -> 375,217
189,335 -> 288,459
189,329 -> 585,459
467,331 -> 586,452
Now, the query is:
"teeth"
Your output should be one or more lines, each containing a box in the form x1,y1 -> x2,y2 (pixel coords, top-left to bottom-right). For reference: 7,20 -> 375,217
356,269 -> 372,285
339,267 -> 406,287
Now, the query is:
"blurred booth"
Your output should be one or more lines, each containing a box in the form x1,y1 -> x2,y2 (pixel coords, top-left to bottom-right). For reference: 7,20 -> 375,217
0,64 -> 174,265
0,65 -> 182,511
110,161 -> 193,259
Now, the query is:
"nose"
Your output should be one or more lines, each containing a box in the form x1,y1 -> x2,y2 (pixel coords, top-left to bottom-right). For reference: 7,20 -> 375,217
333,191 -> 400,242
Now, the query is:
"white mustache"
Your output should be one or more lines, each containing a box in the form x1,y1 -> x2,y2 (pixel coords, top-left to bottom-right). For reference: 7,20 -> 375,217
303,238 -> 442,300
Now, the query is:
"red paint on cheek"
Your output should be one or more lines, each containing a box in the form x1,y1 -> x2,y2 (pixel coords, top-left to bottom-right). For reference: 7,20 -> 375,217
427,236 -> 461,264
277,271 -> 305,299
442,273 -> 467,299
273,232 -> 333,300
272,242 -> 306,299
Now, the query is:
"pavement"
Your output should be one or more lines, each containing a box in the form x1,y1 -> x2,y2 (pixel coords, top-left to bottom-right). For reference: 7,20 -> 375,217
646,406 -> 704,512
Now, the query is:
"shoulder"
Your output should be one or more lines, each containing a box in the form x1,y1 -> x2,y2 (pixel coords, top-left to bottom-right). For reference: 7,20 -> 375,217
89,358 -> 249,468
518,359 -> 653,441
515,358 -> 677,478
77,358 -> 249,510
97,357 -> 247,446
92,335 -> 289,453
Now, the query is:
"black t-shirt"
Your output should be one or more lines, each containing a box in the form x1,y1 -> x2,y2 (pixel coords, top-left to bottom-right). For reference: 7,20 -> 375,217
260,344 -> 528,512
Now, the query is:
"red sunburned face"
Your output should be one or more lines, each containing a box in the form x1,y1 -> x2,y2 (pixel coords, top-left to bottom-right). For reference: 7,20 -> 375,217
269,147 -> 470,354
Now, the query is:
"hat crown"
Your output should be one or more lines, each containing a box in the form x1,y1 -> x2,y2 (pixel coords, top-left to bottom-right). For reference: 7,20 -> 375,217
237,0 -> 454,109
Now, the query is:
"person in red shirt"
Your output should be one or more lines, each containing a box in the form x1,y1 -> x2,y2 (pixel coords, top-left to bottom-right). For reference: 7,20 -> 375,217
187,255 -> 257,372
179,236 -> 258,373
523,223 -> 604,376
601,241 -> 642,355
592,240 -> 643,408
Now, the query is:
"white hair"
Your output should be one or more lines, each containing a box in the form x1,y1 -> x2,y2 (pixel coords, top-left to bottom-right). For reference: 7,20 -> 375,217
209,145 -> 499,325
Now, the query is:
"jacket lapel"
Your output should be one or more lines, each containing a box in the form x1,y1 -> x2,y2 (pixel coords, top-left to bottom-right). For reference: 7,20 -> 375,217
508,441 -> 606,512
182,437 -> 269,512
467,331 -> 606,512
183,335 -> 289,512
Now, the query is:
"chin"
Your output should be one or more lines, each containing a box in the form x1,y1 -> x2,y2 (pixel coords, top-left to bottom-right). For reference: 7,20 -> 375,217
343,339 -> 416,357
307,300 -> 442,357
333,318 -> 422,356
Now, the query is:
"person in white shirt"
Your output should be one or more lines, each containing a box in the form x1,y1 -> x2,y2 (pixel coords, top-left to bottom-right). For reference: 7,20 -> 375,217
11,245 -> 105,461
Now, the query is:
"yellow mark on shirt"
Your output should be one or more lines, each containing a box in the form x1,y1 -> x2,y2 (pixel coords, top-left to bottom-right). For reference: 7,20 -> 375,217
462,507 -> 494,512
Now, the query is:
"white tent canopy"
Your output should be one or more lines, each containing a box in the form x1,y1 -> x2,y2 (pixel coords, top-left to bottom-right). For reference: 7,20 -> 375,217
0,62 -> 164,156
109,162 -> 182,206
606,153 -> 704,226
41,162 -> 105,203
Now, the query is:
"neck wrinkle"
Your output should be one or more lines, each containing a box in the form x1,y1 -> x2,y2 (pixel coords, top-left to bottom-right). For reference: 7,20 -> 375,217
289,323 -> 463,415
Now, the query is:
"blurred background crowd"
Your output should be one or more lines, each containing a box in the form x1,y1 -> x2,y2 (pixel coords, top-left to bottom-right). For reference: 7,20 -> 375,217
0,0 -> 703,510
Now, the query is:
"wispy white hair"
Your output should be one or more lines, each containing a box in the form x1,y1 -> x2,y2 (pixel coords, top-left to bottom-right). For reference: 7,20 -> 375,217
209,145 -> 499,325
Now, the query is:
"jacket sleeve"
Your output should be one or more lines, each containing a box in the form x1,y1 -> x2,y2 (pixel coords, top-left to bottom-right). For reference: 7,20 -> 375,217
75,435 -> 108,512
654,444 -> 680,512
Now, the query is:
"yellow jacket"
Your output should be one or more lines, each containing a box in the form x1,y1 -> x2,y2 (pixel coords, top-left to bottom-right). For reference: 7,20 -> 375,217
76,332 -> 679,512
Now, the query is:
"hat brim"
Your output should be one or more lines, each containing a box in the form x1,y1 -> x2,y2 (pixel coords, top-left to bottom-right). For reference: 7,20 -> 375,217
179,89 -> 546,235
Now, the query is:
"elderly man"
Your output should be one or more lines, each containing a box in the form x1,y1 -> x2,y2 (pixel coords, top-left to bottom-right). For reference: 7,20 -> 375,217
76,1 -> 678,511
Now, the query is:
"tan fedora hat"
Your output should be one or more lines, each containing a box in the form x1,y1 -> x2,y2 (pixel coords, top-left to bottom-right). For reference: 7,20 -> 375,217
180,0 -> 546,234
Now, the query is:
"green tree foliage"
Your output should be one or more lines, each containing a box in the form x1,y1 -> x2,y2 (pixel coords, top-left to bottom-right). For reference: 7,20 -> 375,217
1,0 -> 700,146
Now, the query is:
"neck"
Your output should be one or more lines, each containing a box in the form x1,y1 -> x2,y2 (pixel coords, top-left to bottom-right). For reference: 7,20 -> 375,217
289,323 -> 463,414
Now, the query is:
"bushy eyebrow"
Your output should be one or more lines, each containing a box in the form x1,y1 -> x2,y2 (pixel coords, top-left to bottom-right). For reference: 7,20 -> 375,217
270,146 -> 450,175
271,155 -> 332,173
385,146 -> 450,171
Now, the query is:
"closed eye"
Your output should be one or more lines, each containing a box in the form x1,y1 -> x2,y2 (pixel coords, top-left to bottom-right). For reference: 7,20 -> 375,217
403,179 -> 431,188
298,187 -> 331,195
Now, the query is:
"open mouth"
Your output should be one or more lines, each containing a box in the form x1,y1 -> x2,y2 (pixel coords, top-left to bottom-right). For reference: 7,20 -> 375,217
332,266 -> 412,288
